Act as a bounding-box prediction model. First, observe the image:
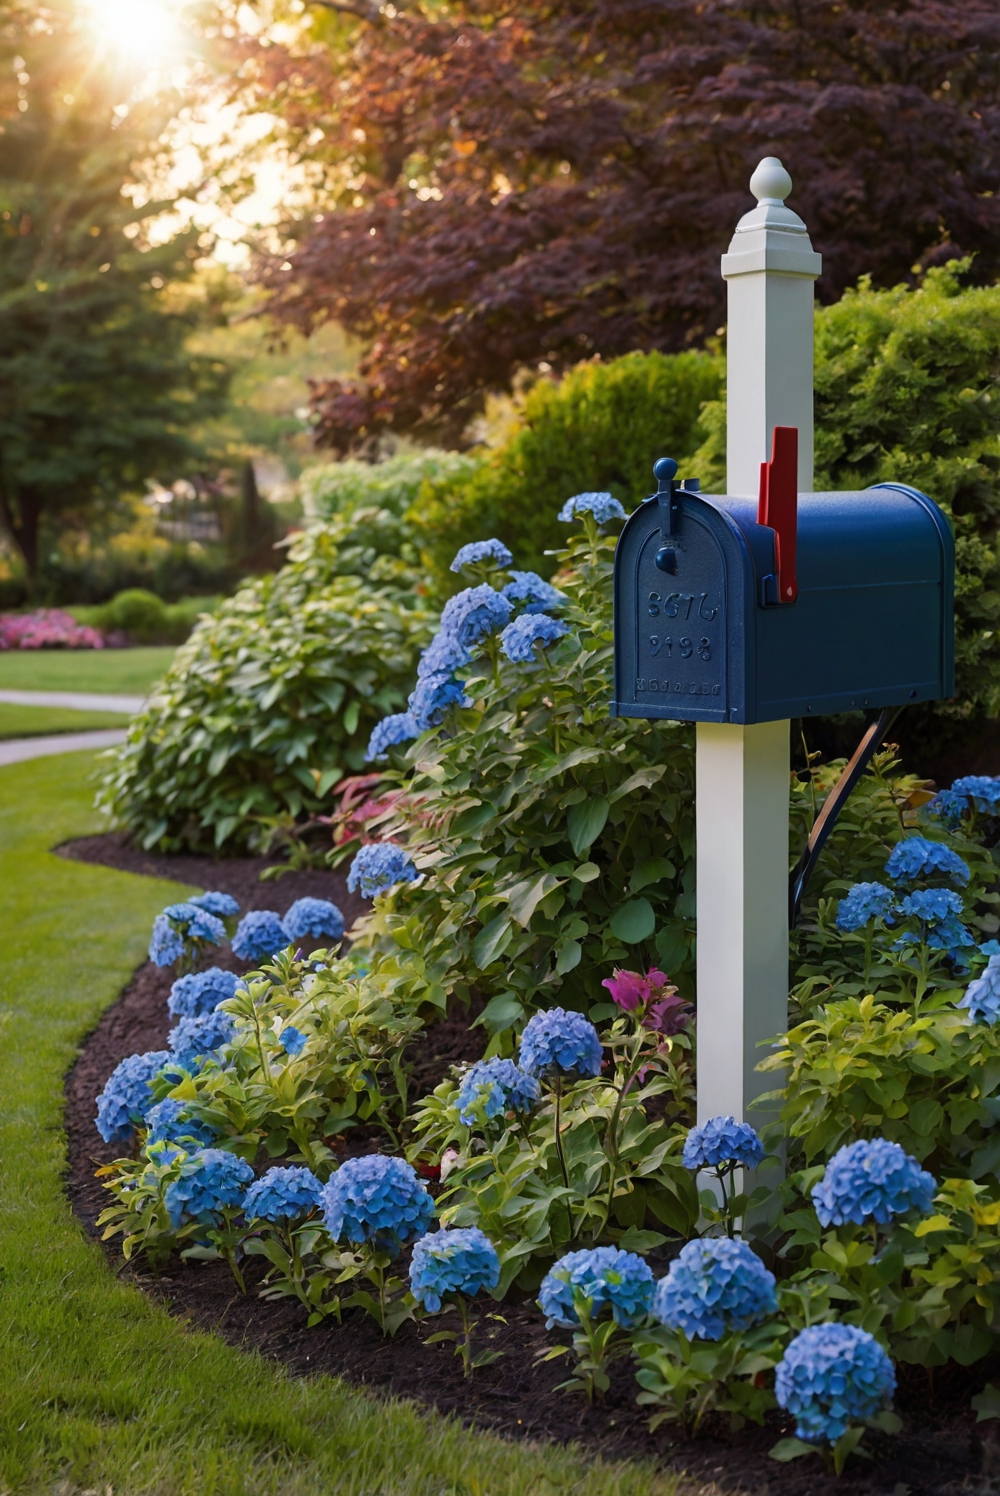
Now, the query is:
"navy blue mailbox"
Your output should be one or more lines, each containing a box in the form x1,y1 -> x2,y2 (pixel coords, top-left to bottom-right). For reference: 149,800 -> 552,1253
610,428 -> 954,726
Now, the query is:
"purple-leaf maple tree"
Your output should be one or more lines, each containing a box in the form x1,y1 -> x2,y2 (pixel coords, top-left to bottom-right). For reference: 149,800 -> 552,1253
239,0 -> 1000,449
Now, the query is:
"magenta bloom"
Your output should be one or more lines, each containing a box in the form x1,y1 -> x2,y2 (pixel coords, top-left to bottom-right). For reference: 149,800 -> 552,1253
601,966 -> 670,1011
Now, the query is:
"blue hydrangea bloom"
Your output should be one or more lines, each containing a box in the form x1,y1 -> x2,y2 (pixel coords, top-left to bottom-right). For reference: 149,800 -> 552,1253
148,916 -> 185,967
164,1148 -> 254,1228
417,631 -> 472,680
449,539 -> 514,573
501,571 -> 567,614
836,882 -> 896,932
652,1238 -> 778,1340
279,1025 -> 307,1056
885,837 -> 970,887
168,1009 -> 235,1068
149,902 -> 226,966
775,1323 -> 896,1443
457,1058 -> 541,1126
812,1138 -> 936,1227
284,897 -> 345,943
922,913 -> 976,954
950,775 -> 1000,814
168,967 -> 241,1019
682,1116 -> 765,1171
499,613 -> 569,663
927,788 -> 968,827
347,843 -> 419,899
320,1155 -> 435,1253
897,887 -> 964,923
959,953 -> 1000,1023
95,1049 -> 172,1142
518,1007 -> 603,1080
144,1097 -> 217,1148
557,492 -> 627,525
409,1227 -> 501,1311
438,585 -> 513,650
190,891 -> 240,918
231,910 -> 290,962
408,670 -> 471,731
366,711 -> 419,761
539,1247 -> 655,1329
243,1165 -> 323,1223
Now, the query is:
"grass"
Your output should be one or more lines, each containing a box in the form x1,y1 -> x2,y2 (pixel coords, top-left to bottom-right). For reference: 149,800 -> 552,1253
0,703 -> 129,739
0,645 -> 175,694
0,750 -> 675,1496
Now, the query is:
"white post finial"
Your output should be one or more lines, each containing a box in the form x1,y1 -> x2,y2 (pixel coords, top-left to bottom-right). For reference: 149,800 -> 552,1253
749,156 -> 792,204
695,159 -> 822,1135
721,156 -> 822,496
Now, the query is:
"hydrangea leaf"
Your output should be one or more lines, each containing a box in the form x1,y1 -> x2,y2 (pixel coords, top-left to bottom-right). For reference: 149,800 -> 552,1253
555,938 -> 582,975
567,796 -> 609,857
471,991 -> 525,1035
507,873 -> 562,928
610,897 -> 655,944
629,856 -> 676,894
472,913 -> 513,968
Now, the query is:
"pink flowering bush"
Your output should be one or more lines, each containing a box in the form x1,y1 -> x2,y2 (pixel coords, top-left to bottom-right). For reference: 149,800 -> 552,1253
0,609 -> 104,650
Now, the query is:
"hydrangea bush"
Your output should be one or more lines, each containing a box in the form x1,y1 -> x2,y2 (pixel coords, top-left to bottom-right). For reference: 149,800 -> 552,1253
340,507 -> 697,1037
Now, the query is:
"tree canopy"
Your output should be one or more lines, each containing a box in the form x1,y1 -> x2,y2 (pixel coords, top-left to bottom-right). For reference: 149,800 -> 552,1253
0,1 -> 230,575
239,0 -> 1000,450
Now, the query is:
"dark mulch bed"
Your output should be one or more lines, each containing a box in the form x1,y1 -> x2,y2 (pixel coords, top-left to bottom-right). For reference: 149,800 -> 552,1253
61,834 -> 1000,1493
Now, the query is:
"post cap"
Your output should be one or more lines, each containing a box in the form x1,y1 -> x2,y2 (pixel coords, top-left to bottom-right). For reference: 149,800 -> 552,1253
722,156 -> 822,281
750,157 -> 793,206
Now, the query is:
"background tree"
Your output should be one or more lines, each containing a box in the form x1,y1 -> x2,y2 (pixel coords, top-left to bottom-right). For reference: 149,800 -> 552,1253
237,0 -> 1000,450
0,1 -> 230,578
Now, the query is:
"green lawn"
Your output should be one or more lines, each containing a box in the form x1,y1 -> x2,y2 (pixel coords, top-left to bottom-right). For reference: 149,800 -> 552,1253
0,702 -> 129,739
0,750 -> 672,1496
0,644 -> 175,694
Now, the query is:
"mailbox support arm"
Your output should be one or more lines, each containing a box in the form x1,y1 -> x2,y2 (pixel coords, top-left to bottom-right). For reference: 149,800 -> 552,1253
788,705 -> 905,927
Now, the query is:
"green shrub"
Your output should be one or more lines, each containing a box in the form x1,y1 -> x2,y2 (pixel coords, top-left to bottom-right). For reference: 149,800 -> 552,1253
301,450 -> 478,526
98,509 -> 436,853
409,352 -> 722,589
345,514 -> 696,1036
695,264 -> 1000,731
71,589 -> 222,645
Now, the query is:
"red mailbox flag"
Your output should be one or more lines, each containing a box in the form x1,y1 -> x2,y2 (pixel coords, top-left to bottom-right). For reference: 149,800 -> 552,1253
757,426 -> 798,603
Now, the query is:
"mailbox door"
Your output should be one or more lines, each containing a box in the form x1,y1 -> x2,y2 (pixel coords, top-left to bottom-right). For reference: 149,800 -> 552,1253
611,495 -> 755,723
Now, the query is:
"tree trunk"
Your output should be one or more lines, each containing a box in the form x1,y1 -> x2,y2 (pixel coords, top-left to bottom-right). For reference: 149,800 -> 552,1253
0,486 -> 42,576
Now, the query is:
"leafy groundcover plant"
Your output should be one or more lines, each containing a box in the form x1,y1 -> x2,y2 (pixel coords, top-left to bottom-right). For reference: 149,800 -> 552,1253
94,496 -> 1000,1471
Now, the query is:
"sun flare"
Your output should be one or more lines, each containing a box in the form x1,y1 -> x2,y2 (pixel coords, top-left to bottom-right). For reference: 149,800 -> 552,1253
83,0 -> 185,70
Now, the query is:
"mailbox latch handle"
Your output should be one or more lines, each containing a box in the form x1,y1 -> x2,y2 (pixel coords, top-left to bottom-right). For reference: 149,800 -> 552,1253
757,426 -> 798,605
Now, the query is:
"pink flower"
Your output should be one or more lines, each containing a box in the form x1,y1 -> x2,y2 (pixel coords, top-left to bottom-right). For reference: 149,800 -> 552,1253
646,992 -> 694,1036
601,968 -> 650,1010
0,609 -> 103,651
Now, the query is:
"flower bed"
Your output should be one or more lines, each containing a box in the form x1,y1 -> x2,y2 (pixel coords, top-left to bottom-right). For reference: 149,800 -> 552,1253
66,500 -> 1000,1487
0,607 -> 103,649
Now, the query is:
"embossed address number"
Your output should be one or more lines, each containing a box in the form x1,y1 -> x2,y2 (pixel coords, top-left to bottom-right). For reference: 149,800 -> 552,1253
647,591 -> 719,621
649,635 -> 712,661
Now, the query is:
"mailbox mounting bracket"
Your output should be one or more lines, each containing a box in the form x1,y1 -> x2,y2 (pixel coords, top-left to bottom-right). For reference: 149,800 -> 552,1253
788,704 -> 905,926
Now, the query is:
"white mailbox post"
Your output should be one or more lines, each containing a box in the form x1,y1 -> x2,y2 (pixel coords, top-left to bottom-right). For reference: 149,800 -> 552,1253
695,158 -> 822,1127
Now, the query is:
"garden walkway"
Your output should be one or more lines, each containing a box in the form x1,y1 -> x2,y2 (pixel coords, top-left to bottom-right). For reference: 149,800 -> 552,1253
0,687 -> 144,713
0,728 -> 127,766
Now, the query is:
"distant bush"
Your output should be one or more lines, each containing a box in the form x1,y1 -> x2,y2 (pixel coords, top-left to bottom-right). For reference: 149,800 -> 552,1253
409,352 -> 722,590
99,509 -> 435,854
694,264 -> 1000,735
301,450 -> 477,526
71,590 -> 221,646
